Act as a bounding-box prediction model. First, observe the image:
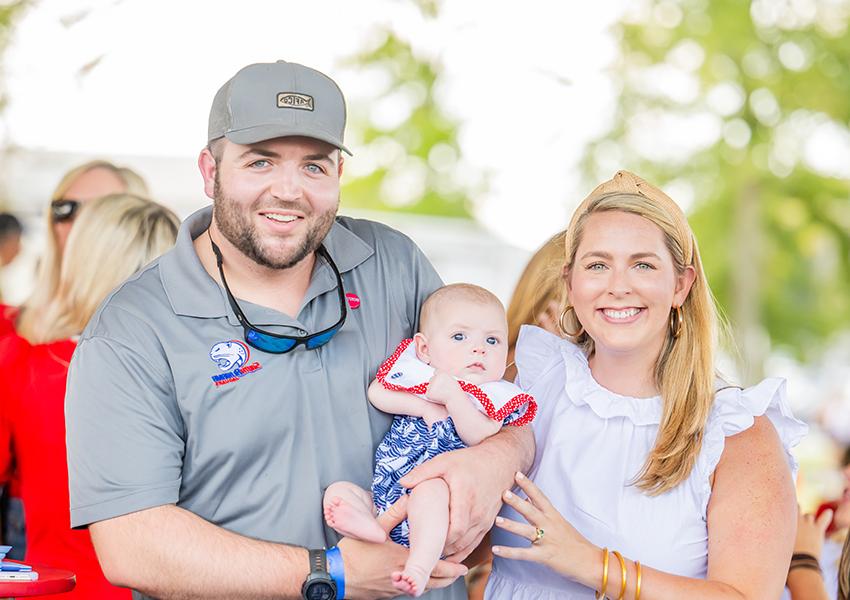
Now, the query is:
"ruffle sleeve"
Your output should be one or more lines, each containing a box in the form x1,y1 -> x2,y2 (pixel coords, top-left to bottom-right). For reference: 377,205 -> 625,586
696,378 -> 807,518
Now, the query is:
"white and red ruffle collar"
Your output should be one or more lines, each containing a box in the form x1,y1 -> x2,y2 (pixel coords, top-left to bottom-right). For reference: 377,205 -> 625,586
375,339 -> 536,427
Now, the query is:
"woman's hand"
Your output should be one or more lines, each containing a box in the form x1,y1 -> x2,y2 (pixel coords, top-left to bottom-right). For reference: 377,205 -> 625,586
491,472 -> 596,580
794,506 -> 832,559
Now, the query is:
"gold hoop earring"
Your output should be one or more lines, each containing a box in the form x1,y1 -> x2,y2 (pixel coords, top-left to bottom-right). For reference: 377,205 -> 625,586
559,305 -> 584,338
669,305 -> 684,339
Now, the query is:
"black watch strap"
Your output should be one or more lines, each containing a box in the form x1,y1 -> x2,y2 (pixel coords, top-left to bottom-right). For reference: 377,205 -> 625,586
302,548 -> 336,600
309,549 -> 328,574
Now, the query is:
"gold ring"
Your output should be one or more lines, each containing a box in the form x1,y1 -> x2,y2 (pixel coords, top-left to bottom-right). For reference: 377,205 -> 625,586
532,527 -> 544,544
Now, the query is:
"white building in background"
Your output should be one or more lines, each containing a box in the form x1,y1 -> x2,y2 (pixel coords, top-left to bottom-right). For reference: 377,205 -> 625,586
0,147 -> 533,306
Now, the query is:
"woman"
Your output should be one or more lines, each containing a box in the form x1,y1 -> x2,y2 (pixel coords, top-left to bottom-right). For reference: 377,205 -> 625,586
0,160 -> 149,559
11,160 -> 149,340
503,230 -> 565,382
485,171 -> 805,598
0,194 -> 179,598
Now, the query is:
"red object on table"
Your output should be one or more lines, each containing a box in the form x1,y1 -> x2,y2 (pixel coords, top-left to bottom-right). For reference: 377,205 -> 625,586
0,563 -> 76,597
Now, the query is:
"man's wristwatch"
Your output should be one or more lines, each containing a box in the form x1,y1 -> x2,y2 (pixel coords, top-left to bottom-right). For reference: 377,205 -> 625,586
301,549 -> 337,600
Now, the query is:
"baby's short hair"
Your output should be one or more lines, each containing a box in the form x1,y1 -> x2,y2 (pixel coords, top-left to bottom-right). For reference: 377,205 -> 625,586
420,283 -> 504,331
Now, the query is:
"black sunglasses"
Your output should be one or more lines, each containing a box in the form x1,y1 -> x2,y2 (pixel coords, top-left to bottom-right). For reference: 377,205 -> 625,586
51,199 -> 81,223
209,234 -> 347,354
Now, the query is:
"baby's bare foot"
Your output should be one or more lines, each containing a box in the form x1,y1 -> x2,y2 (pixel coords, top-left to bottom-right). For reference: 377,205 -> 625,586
391,565 -> 429,597
323,497 -> 386,543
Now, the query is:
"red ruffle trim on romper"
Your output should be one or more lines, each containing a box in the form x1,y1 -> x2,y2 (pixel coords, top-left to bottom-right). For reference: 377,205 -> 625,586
375,338 -> 537,427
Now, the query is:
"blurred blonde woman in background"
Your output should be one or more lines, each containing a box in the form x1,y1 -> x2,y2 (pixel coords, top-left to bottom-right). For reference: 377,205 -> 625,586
0,160 -> 149,560
503,231 -> 565,382
9,160 -> 149,340
0,194 -> 178,598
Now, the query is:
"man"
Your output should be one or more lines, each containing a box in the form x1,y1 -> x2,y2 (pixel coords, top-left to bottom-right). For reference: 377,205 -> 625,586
65,61 -> 533,600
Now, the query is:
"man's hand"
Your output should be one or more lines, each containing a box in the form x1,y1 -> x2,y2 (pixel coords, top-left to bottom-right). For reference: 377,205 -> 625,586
399,426 -> 534,563
341,495 -> 467,599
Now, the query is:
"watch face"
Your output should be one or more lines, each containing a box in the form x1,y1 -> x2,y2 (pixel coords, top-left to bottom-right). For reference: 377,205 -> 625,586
305,581 -> 335,600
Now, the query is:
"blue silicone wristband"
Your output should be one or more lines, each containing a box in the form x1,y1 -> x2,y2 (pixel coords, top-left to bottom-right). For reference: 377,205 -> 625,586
326,546 -> 345,600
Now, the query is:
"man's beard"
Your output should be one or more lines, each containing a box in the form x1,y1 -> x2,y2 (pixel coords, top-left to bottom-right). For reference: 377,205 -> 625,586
212,175 -> 337,270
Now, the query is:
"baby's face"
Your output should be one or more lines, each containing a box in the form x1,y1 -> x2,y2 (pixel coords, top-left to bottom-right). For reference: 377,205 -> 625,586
420,300 -> 508,385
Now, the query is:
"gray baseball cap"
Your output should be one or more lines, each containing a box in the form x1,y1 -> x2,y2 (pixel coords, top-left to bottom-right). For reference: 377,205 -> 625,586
208,60 -> 351,155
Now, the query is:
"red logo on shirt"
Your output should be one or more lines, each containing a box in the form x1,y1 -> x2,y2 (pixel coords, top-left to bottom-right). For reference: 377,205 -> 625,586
346,293 -> 361,309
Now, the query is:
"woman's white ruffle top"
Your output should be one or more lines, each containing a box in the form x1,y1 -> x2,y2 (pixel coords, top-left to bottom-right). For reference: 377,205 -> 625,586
486,325 -> 807,599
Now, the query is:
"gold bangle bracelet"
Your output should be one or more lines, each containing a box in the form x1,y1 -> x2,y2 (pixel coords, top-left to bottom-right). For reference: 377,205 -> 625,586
635,560 -> 642,600
595,547 -> 609,599
612,551 -> 627,600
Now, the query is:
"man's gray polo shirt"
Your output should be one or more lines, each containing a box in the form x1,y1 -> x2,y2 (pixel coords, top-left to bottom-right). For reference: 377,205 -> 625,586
66,206 -> 464,598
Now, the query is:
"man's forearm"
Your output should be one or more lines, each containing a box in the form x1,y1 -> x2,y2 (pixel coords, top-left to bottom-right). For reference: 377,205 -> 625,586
478,423 -> 535,476
91,504 -> 309,600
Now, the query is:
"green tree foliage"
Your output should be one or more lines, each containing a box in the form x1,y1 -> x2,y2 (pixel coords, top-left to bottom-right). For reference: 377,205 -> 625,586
341,27 -> 474,218
0,0 -> 29,210
0,1 -> 27,112
584,0 -> 850,379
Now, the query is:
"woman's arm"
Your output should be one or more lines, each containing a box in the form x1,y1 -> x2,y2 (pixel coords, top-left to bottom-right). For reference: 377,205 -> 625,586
493,416 -> 796,599
367,379 -> 447,425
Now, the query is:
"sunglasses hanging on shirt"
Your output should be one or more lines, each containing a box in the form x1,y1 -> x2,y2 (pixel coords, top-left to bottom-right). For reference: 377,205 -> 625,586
208,232 -> 347,354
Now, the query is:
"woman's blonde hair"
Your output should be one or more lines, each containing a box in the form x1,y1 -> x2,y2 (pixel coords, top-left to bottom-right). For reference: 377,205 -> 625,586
561,171 -> 718,495
17,161 -> 149,341
506,230 -> 566,353
25,193 -> 178,344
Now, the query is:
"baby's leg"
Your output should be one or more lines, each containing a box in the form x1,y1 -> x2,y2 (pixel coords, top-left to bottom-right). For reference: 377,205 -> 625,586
323,481 -> 387,543
392,478 -> 449,597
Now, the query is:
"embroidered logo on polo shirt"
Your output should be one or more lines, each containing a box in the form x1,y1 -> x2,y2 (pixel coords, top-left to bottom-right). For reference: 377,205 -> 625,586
209,340 -> 263,387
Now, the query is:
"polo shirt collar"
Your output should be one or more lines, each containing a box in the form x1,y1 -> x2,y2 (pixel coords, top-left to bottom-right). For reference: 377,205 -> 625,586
160,206 -> 374,319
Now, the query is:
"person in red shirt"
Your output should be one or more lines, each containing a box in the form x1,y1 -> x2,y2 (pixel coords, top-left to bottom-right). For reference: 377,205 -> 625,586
0,160 -> 148,561
0,193 -> 179,598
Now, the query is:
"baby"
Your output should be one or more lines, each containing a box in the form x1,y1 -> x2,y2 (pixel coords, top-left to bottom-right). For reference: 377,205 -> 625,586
323,283 -> 536,597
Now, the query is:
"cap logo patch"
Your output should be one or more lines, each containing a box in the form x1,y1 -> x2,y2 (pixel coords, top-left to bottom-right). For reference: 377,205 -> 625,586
277,92 -> 314,111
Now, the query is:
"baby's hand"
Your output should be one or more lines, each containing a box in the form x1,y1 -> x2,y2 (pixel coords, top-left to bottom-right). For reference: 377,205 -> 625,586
426,370 -> 462,405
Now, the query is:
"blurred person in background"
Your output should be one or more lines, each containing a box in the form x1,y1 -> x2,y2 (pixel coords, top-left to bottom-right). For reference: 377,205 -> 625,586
0,160 -> 149,561
0,212 -> 23,303
0,193 -> 179,598
0,213 -> 22,267
787,448 -> 850,599
503,231 -> 565,383
12,160 -> 150,339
